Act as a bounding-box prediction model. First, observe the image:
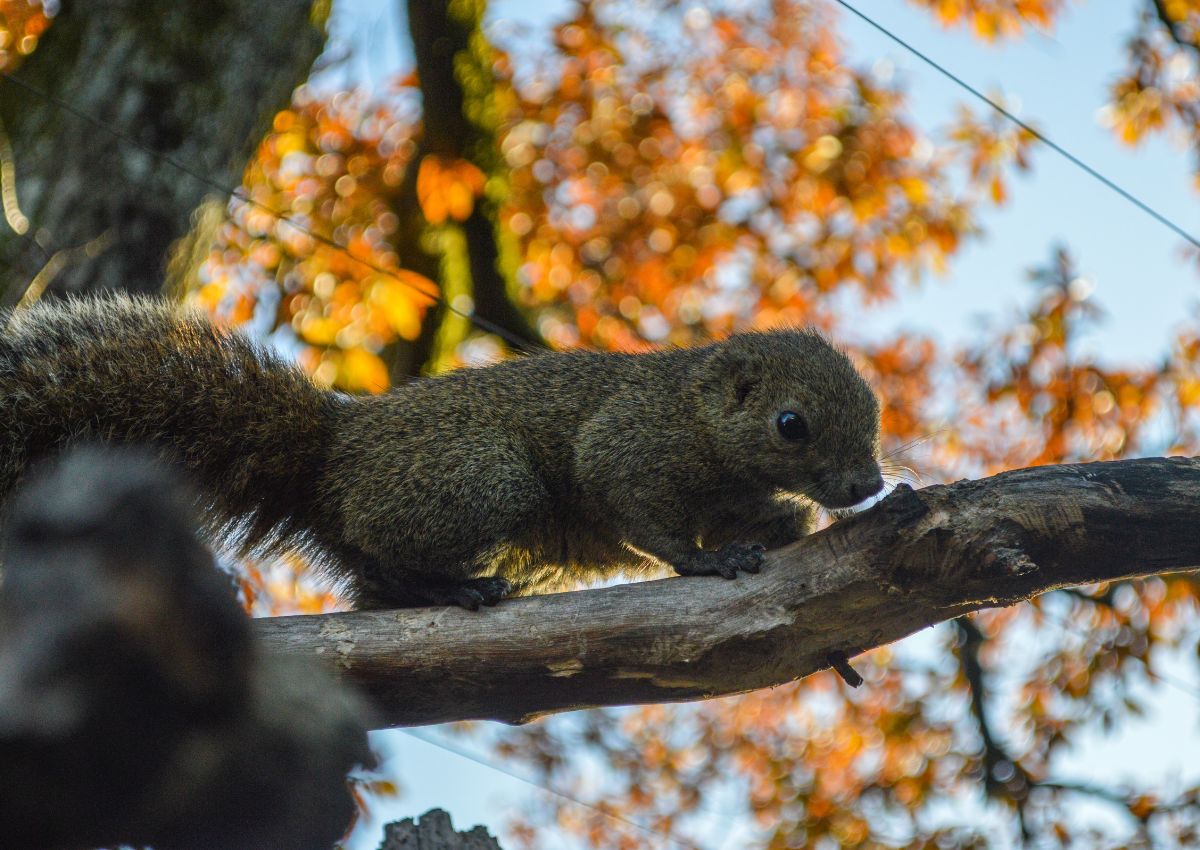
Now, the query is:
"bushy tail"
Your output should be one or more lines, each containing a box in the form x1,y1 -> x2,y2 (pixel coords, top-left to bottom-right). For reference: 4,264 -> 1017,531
0,294 -> 336,557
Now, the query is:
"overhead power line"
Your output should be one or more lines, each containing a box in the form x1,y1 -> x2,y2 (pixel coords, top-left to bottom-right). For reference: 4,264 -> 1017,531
830,0 -> 1200,251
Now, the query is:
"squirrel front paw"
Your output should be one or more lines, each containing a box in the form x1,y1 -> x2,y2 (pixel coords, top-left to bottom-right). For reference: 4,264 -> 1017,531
674,543 -> 766,580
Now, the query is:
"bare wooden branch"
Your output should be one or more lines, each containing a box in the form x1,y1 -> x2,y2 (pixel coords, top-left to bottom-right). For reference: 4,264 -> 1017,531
253,457 -> 1200,728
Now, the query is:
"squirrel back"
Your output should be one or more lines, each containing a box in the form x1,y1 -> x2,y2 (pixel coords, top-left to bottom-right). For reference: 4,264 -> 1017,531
1,294 -> 335,561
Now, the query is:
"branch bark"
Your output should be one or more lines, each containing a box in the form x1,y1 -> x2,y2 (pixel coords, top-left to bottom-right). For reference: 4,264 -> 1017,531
253,456 -> 1200,728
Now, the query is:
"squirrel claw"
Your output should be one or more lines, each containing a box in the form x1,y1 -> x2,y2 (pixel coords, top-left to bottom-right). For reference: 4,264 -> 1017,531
675,543 -> 765,580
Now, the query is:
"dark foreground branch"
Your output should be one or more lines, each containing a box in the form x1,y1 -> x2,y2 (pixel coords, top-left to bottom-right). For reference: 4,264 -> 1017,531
380,809 -> 502,850
254,457 -> 1200,728
0,448 -> 373,850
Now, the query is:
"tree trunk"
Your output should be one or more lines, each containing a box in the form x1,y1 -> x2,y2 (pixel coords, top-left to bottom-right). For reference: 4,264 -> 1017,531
0,0 -> 327,305
254,456 -> 1200,727
390,0 -> 539,379
0,446 -> 371,850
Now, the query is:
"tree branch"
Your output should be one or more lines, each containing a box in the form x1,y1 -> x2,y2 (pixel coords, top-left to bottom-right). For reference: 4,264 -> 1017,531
1150,0 -> 1198,52
405,0 -> 542,352
379,809 -> 503,850
954,616 -> 1033,839
253,457 -> 1200,728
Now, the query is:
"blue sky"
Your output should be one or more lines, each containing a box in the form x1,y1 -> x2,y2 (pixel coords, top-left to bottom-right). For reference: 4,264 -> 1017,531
324,1 -> 1200,846
838,1 -> 1199,366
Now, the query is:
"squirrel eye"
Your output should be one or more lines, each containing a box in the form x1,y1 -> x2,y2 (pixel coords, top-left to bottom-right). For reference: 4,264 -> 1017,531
776,411 -> 809,442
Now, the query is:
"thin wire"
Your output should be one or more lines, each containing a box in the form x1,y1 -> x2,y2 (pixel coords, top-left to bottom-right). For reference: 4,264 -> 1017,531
830,0 -> 1200,251
0,70 -> 545,355
400,728 -> 707,850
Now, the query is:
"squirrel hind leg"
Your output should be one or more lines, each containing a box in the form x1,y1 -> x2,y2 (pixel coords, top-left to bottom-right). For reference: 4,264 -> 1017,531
335,448 -> 551,611
353,571 -> 513,612
339,540 -> 526,611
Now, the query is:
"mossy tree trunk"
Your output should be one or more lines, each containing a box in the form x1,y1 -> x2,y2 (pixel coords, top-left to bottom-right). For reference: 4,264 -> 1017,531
387,0 -> 540,379
0,0 -> 328,306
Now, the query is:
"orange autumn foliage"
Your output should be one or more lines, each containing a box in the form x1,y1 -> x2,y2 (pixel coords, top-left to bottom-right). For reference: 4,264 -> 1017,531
905,0 -> 1070,41
0,0 -> 51,72
416,155 -> 487,224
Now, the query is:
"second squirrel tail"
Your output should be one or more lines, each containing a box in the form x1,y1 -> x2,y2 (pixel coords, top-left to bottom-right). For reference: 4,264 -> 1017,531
0,293 -> 337,560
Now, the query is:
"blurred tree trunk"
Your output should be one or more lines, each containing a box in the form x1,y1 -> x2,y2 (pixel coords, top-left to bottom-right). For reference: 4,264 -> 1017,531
386,0 -> 539,379
0,0 -> 328,306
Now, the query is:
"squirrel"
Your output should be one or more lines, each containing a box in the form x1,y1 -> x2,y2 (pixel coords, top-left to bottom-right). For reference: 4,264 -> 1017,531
0,293 -> 884,610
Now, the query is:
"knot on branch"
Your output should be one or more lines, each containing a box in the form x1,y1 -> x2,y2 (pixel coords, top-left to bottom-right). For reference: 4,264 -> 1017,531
875,482 -> 932,527
883,485 -> 1044,599
984,545 -> 1038,578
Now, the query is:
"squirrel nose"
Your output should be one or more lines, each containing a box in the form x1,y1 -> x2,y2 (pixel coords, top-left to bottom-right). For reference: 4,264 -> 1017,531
848,470 -> 884,503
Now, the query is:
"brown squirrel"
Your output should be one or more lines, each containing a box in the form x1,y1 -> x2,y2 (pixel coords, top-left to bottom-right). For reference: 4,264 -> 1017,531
0,294 -> 884,610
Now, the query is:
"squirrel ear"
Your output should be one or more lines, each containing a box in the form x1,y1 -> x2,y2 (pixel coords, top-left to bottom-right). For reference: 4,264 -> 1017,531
701,347 -> 761,412
733,370 -> 757,406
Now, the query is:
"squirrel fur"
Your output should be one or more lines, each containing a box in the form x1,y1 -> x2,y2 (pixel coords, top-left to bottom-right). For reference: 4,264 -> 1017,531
0,293 -> 884,610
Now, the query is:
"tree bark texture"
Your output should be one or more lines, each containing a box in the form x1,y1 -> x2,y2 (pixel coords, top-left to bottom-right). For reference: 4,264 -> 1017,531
379,809 -> 503,850
253,457 -> 1200,728
0,0 -> 327,304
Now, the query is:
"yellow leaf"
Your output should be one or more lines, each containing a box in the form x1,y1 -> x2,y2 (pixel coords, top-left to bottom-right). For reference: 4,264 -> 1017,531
899,177 -> 928,204
274,128 -> 308,157
298,315 -> 340,346
369,277 -> 427,340
1178,378 -> 1200,407
973,13 -> 999,41
339,348 -> 390,394
990,175 -> 1006,204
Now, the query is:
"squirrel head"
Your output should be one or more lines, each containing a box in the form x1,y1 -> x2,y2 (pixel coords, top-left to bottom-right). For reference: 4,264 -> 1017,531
695,330 -> 883,509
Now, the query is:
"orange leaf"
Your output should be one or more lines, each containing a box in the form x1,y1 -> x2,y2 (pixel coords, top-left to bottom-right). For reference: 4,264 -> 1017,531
990,174 -> 1007,204
417,155 -> 487,224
